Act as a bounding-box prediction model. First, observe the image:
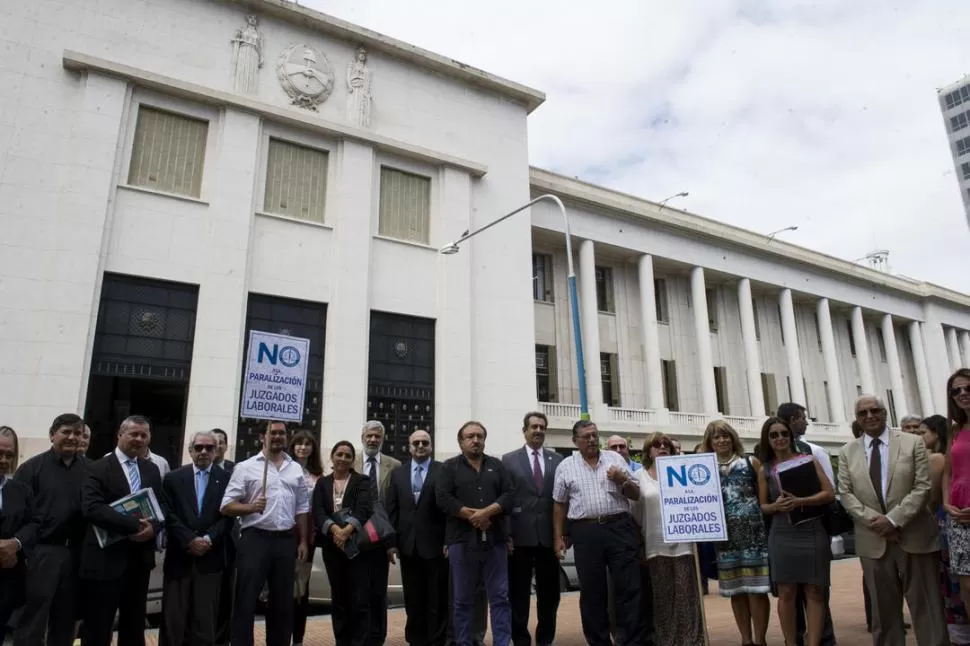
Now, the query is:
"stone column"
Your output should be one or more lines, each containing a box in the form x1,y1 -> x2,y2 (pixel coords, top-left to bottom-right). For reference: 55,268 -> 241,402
637,255 -> 664,410
882,314 -> 907,423
851,306 -> 875,395
908,321 -> 934,416
779,288 -> 806,406
816,298 -> 846,424
960,331 -> 970,368
946,327 -> 962,372
738,279 -> 765,417
921,302 -> 951,413
578,240 -> 604,420
690,267 -> 718,414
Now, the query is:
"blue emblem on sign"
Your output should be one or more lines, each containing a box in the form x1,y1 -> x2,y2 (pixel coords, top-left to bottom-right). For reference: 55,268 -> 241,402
278,346 -> 301,368
687,463 -> 711,486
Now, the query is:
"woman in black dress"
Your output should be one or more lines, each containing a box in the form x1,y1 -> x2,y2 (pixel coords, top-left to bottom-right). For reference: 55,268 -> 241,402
312,440 -> 374,646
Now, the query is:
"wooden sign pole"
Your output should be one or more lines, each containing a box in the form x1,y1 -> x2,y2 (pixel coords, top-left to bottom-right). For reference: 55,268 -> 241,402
260,419 -> 271,497
694,543 -> 711,646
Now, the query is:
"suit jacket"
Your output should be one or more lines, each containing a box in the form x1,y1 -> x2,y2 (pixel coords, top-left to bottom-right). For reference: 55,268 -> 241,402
79,452 -> 166,580
312,472 -> 374,546
838,430 -> 938,559
0,478 -> 35,609
385,459 -> 446,559
215,459 -> 234,475
501,447 -> 563,548
354,453 -> 401,500
162,465 -> 231,576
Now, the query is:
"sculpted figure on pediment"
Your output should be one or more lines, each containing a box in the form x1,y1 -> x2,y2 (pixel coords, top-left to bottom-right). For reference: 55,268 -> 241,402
231,14 -> 263,95
346,46 -> 373,127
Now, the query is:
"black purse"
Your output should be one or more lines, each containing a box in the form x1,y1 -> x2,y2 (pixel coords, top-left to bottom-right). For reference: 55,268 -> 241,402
821,500 -> 853,536
337,502 -> 396,551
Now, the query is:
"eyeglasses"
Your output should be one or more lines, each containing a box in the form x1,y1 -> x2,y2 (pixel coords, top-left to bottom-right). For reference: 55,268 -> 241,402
856,408 -> 885,418
577,433 -> 598,442
768,431 -> 791,439
0,450 -> 15,460
950,385 -> 970,397
651,439 -> 672,449
608,444 -> 627,451
193,444 -> 215,452
411,440 -> 430,447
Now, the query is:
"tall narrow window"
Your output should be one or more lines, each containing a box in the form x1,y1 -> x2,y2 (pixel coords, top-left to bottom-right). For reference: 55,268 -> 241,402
535,345 -> 558,402
803,377 -> 810,412
752,300 -> 761,341
128,106 -> 208,197
532,254 -> 554,302
814,318 -> 823,352
778,304 -> 785,345
876,328 -> 887,362
761,373 -> 778,416
600,353 -> 620,406
713,366 -> 729,414
847,319 -> 857,357
263,138 -> 328,223
378,167 -> 431,244
595,267 -> 615,313
706,288 -> 719,333
823,380 -> 833,422
654,278 -> 669,323
661,360 -> 679,411
886,389 -> 898,427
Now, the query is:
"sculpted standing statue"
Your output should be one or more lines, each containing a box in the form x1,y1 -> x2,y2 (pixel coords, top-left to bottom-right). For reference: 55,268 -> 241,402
231,14 -> 263,95
346,46 -> 373,127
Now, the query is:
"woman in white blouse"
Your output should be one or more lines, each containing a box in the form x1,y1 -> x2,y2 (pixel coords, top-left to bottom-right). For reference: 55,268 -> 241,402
633,431 -> 705,646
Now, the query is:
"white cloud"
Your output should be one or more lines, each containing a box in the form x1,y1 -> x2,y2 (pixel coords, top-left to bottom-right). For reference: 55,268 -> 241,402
304,0 -> 970,292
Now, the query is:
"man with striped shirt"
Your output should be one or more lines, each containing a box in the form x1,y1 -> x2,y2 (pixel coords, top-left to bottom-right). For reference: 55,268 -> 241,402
552,420 -> 644,646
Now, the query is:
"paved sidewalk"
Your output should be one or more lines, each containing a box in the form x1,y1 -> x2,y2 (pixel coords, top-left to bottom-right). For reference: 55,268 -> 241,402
123,557 -> 904,645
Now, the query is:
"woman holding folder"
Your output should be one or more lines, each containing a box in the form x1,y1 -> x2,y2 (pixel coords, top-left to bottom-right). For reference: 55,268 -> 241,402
756,417 -> 834,646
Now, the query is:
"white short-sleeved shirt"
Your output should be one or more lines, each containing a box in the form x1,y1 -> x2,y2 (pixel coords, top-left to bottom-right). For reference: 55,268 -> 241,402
553,450 -> 633,520
220,452 -> 310,532
632,470 -> 692,559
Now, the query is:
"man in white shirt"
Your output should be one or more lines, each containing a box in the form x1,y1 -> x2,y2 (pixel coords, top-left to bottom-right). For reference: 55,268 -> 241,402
220,421 -> 309,646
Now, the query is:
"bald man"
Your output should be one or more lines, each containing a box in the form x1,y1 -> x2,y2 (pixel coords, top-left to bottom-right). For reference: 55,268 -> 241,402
606,436 -> 642,472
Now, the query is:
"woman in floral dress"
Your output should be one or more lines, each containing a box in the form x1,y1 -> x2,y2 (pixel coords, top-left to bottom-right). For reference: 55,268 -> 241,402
701,420 -> 771,646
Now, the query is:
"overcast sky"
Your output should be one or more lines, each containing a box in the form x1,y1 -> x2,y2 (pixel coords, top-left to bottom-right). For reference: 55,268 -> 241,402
306,0 -> 970,293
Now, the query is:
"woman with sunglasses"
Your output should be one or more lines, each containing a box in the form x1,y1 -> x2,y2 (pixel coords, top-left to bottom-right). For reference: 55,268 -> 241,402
944,368 -> 970,619
700,420 -> 770,646
288,430 -> 324,646
756,417 -> 834,646
632,432 -> 705,646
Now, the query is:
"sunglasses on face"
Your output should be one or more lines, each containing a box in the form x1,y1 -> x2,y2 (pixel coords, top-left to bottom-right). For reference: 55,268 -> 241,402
651,439 -> 672,449
951,385 -> 970,397
856,408 -> 885,418
411,440 -> 430,447
193,444 -> 215,452
768,431 -> 791,440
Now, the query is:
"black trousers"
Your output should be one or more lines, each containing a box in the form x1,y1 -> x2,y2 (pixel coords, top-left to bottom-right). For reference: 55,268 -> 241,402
158,566 -> 222,646
401,553 -> 449,646
232,529 -> 296,646
321,541 -> 371,646
81,566 -> 152,646
215,527 -> 237,646
292,546 -> 315,645
795,585 -> 836,646
14,544 -> 79,646
364,543 -> 390,646
571,515 -> 644,646
508,545 -> 561,646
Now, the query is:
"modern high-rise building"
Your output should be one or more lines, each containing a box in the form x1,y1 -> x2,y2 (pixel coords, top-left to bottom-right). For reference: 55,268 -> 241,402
938,76 -> 970,226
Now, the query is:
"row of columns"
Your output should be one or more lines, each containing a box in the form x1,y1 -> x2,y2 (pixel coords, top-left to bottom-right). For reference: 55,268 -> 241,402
572,242 -> 968,425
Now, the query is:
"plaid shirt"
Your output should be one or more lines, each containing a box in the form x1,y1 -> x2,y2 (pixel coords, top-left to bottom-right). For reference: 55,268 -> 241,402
553,450 -> 632,520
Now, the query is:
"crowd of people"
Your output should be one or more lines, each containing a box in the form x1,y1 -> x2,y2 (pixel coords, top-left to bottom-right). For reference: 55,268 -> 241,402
0,366 -> 968,646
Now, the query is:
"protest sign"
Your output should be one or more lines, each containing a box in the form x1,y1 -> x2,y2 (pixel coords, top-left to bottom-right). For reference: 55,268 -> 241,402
239,330 -> 310,422
656,453 -> 727,544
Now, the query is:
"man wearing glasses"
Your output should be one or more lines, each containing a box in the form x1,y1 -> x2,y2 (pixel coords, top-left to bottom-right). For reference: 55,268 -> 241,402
159,431 -> 232,646
606,436 -> 642,472
837,395 -> 947,646
552,420 -> 644,646
386,429 -> 449,646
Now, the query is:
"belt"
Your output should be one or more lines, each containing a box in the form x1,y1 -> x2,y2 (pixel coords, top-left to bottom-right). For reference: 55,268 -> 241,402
39,537 -> 77,548
572,512 -> 629,525
244,527 -> 295,538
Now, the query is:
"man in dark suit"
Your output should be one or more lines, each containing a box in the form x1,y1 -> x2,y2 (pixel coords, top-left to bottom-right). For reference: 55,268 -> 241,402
159,430 -> 232,646
209,428 -> 234,646
0,426 -> 37,645
79,415 -> 166,646
387,429 -> 448,646
502,412 -> 563,646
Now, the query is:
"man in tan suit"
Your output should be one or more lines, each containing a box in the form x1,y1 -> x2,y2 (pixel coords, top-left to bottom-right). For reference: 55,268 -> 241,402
838,395 -> 948,646
354,420 -> 401,646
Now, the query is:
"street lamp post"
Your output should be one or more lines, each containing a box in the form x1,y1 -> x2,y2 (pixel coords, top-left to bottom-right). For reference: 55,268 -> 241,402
439,194 -> 590,420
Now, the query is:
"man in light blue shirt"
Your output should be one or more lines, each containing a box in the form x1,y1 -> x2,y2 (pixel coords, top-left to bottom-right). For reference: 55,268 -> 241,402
606,436 -> 642,472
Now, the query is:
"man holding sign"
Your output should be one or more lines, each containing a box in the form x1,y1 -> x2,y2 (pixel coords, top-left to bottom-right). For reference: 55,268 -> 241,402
220,422 -> 310,646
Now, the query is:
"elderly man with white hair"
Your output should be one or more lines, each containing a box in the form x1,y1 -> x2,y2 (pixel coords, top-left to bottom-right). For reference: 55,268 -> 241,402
899,415 -> 922,435
838,395 -> 948,646
354,420 -> 402,646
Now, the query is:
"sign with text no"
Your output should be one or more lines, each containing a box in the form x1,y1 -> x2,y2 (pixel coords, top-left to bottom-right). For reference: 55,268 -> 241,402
657,453 -> 727,544
239,330 -> 310,423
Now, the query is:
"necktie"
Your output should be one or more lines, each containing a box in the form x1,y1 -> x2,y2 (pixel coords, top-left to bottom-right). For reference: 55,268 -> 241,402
532,450 -> 543,491
412,464 -> 424,503
368,457 -> 379,495
126,458 -> 141,492
869,438 -> 887,513
196,470 -> 208,515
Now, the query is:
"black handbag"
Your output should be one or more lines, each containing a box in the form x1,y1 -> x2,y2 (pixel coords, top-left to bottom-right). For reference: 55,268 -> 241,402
821,500 -> 853,536
338,502 -> 395,551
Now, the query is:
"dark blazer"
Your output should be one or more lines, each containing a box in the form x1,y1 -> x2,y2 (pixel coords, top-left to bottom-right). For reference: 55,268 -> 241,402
162,465 -> 231,576
0,478 -> 35,609
215,460 -> 234,475
79,452 -> 165,580
312,472 -> 373,546
386,459 -> 446,559
501,447 -> 563,548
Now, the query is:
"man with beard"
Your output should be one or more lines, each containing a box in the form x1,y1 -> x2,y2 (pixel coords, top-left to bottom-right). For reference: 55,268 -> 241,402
220,422 -> 309,646
12,413 -> 88,646
354,420 -> 401,645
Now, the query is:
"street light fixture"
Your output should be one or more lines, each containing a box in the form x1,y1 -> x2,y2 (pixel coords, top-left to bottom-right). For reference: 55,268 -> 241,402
658,191 -> 689,208
438,194 -> 590,420
766,225 -> 799,240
